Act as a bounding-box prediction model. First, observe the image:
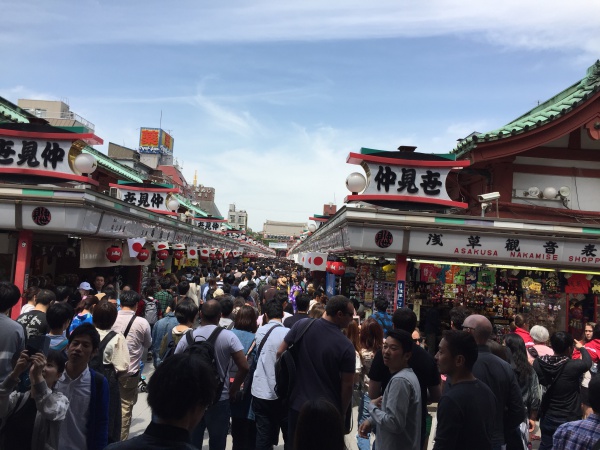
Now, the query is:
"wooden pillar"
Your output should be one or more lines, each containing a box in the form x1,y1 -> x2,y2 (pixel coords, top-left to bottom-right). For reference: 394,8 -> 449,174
394,254 -> 408,311
12,230 -> 33,319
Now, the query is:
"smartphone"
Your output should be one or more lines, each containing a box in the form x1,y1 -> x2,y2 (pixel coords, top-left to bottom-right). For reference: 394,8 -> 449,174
26,335 -> 50,356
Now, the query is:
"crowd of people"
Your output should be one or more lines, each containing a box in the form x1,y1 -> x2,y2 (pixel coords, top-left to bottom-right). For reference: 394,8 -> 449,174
0,260 -> 599,450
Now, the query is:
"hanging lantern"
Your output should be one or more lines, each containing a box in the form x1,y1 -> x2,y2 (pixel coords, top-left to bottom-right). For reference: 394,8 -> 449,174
106,245 -> 122,263
209,253 -> 216,260
328,261 -> 346,276
136,248 -> 150,262
156,249 -> 169,260
173,250 -> 184,260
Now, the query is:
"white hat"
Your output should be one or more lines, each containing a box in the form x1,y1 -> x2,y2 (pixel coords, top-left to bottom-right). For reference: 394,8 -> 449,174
78,282 -> 92,291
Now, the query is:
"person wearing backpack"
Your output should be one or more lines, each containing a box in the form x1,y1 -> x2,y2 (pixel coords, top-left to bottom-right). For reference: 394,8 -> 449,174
252,300 -> 290,450
159,299 -> 198,363
139,286 -> 161,332
91,301 -> 130,444
111,290 -> 152,441
276,295 -> 356,444
175,299 -> 249,450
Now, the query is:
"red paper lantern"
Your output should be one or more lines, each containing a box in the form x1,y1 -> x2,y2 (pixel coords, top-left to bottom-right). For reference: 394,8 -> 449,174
106,245 -> 122,263
156,249 -> 169,260
328,261 -> 346,276
173,250 -> 184,260
136,248 -> 150,262
209,254 -> 216,260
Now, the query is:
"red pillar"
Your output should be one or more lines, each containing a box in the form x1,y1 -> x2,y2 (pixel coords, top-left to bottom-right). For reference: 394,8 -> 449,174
12,230 -> 33,319
394,254 -> 408,311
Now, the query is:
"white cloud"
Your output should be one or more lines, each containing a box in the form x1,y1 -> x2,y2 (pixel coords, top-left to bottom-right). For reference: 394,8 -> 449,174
2,1 -> 599,57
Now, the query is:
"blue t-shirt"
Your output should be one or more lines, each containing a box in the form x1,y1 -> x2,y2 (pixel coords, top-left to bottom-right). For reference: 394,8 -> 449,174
69,313 -> 93,334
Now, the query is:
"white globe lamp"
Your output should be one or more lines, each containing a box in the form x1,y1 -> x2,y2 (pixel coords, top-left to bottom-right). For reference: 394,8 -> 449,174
346,172 -> 367,194
542,187 -> 558,199
74,153 -> 97,175
307,223 -> 317,233
166,197 -> 180,212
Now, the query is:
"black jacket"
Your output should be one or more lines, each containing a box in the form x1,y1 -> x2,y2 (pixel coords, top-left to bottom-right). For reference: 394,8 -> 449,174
472,346 -> 526,446
105,422 -> 196,450
533,347 -> 591,420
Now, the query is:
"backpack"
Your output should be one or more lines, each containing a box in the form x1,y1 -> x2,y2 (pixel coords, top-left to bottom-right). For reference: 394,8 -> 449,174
256,277 -> 268,296
243,324 -> 281,399
143,298 -> 159,325
274,319 -> 316,400
183,327 -> 225,404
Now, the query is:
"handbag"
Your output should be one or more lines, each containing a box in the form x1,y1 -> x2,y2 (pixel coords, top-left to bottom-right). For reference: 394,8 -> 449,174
275,319 -> 316,400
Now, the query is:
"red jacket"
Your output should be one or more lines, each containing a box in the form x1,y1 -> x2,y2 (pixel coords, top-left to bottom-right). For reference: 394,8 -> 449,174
514,327 -> 534,347
573,339 -> 600,363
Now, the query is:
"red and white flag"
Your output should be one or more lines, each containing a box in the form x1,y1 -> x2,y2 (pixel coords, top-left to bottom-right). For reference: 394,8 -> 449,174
187,246 -> 198,260
127,238 -> 146,257
200,247 -> 210,259
311,253 -> 327,271
173,243 -> 186,250
153,241 -> 169,251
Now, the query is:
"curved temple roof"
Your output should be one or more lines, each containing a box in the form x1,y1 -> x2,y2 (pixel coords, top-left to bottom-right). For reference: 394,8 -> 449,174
454,60 -> 600,157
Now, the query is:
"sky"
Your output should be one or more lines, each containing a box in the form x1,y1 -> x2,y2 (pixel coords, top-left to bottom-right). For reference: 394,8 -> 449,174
1,1 -> 599,231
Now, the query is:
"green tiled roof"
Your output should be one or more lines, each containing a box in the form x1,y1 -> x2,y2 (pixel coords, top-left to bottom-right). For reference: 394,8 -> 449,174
82,146 -> 145,183
454,60 -> 600,157
174,194 -> 209,217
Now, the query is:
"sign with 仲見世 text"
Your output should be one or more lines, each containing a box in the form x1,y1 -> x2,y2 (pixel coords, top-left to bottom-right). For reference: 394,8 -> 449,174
345,152 -> 470,209
111,184 -> 178,215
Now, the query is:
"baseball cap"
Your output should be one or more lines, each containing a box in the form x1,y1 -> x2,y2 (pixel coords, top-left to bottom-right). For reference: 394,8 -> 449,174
78,282 -> 92,291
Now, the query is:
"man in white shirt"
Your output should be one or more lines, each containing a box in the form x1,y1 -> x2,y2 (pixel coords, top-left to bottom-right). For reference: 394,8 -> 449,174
55,323 -> 110,450
111,290 -> 152,441
252,300 -> 290,450
175,299 -> 249,450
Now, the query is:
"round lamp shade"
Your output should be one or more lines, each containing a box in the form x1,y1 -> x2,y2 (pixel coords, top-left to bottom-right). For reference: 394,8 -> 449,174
156,249 -> 169,260
346,172 -> 367,194
543,187 -> 558,199
74,153 -> 98,175
307,223 -> 317,233
173,250 -> 184,260
166,197 -> 180,212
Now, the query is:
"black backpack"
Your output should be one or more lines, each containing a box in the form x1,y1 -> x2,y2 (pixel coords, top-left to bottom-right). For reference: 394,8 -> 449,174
183,326 -> 224,404
274,319 -> 316,400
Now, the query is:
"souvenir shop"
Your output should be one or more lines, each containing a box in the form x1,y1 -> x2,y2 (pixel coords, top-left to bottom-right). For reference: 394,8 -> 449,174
293,205 -> 600,341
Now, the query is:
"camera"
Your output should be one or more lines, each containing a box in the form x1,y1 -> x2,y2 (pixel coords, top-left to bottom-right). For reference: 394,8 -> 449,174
478,192 -> 501,202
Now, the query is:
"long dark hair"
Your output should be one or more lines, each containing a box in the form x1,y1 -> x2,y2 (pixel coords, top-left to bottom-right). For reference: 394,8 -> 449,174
504,333 -> 533,386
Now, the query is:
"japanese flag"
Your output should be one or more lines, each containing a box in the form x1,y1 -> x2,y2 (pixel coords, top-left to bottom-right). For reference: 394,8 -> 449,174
200,247 -> 210,259
127,238 -> 146,257
153,242 -> 169,251
308,252 -> 327,271
173,243 -> 186,250
187,246 -> 199,260
302,252 -> 313,269
210,248 -> 217,255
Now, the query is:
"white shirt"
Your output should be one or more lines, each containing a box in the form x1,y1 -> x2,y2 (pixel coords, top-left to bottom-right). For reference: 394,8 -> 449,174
174,324 -> 243,402
257,311 -> 292,327
111,311 -> 152,375
55,366 -> 92,450
252,321 -> 290,400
